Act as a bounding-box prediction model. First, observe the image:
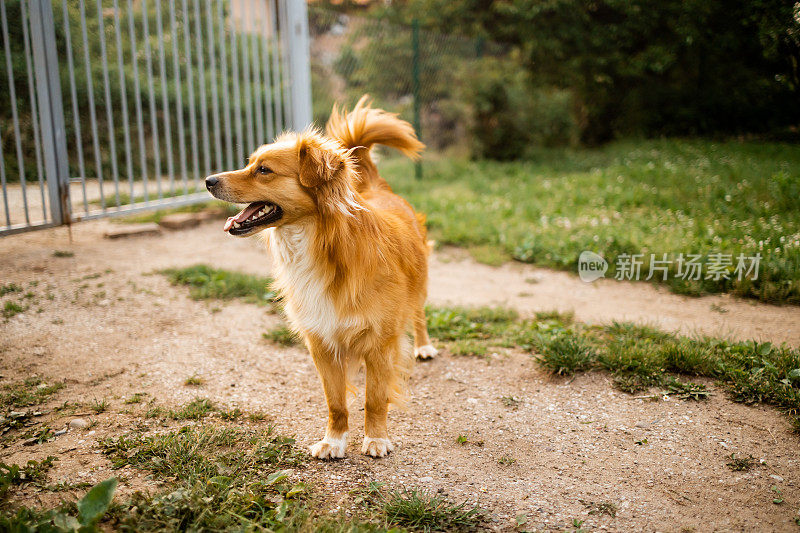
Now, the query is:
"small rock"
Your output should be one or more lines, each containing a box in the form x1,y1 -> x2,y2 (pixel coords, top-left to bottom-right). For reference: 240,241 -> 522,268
635,421 -> 649,428
419,476 -> 434,482
770,474 -> 784,482
69,418 -> 90,430
54,429 -> 67,437
22,437 -> 39,446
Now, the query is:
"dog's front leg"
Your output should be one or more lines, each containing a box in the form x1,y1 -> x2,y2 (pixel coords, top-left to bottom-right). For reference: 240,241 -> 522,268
362,352 -> 394,458
307,337 -> 348,459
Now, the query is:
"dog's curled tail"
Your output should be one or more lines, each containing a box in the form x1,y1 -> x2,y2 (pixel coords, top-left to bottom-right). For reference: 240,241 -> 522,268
326,95 -> 424,177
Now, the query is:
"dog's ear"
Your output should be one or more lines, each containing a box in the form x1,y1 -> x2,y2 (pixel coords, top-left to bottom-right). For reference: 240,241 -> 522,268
298,140 -> 345,188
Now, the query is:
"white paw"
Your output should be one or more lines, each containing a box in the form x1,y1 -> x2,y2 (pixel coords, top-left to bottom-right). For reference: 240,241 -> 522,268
415,344 -> 438,360
309,433 -> 347,460
362,436 -> 394,458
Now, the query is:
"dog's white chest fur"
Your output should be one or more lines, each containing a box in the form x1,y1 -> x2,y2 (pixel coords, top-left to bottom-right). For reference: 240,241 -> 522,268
267,224 -> 341,349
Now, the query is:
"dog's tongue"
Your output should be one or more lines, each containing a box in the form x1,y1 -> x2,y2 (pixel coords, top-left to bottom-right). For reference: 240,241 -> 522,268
223,202 -> 264,232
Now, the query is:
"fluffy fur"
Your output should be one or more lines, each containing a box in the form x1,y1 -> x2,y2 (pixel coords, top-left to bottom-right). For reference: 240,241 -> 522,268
205,96 -> 437,459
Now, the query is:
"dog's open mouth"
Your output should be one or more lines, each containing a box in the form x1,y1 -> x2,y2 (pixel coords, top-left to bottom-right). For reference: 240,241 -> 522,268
223,201 -> 283,235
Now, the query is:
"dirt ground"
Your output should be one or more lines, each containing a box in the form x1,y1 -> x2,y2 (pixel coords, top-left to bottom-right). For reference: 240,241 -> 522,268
2,218 -> 800,531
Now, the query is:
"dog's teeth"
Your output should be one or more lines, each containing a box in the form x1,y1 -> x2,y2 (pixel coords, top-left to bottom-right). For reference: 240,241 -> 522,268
233,222 -> 240,228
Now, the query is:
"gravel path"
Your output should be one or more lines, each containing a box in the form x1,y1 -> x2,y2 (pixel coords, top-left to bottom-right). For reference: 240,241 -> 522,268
1,219 -> 799,531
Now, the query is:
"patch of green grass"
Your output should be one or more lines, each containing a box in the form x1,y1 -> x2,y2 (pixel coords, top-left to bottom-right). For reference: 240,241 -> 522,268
98,425 -> 311,531
123,392 -> 147,404
426,305 -> 800,429
466,244 -> 510,266
384,139 -> 800,304
726,453 -> 757,471
381,488 -> 483,532
0,283 -> 23,296
0,378 -> 64,409
52,250 -> 74,257
2,301 -> 27,319
0,456 -> 57,499
263,325 -> 301,346
91,398 -> 109,414
161,264 -> 277,307
169,397 -> 214,420
184,374 -> 205,386
535,332 -> 597,376
449,339 -> 488,357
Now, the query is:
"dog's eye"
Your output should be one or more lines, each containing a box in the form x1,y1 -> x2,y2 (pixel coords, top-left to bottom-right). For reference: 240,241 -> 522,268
256,165 -> 273,175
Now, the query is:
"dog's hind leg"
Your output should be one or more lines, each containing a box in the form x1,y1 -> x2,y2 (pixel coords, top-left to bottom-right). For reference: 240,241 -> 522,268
307,336 -> 349,460
413,306 -> 438,360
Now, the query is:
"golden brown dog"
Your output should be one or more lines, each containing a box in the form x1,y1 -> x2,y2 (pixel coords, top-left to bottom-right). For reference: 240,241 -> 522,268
205,97 -> 437,459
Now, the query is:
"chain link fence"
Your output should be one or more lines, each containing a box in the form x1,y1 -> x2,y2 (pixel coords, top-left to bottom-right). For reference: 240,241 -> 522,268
308,7 -> 512,164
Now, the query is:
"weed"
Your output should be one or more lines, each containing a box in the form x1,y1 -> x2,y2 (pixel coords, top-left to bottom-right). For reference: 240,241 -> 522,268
0,378 -> 64,409
0,456 -> 57,498
0,283 -> 22,296
536,331 -> 597,376
726,453 -> 757,471
161,264 -> 277,307
772,485 -> 784,504
219,407 -> 243,420
456,435 -> 468,445
169,397 -> 215,420
500,396 -> 521,409
584,500 -> 618,518
263,325 -> 300,346
91,398 -> 109,414
450,339 -> 488,357
2,301 -> 27,318
52,250 -> 74,258
665,378 -> 712,401
123,392 -> 147,404
381,488 -> 484,532
498,456 -> 516,466
184,375 -> 205,386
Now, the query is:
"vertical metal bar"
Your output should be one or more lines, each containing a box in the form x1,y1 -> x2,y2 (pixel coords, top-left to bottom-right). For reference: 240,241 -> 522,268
61,0 -> 89,215
412,18 -> 422,180
241,24 -> 254,152
29,0 -> 70,225
126,0 -> 148,204
168,0 -> 188,193
278,0 -> 291,128
20,0 -> 46,220
267,0 -> 283,130
283,0 -> 312,130
217,0 -> 232,169
230,9 -> 243,164
155,0 -> 175,195
79,0 -> 105,209
0,130 -> 9,227
1,0 -> 29,224
251,25 -> 264,145
181,0 -> 199,189
260,11 -> 274,140
142,0 -> 162,200
205,0 -> 222,171
193,0 -> 210,177
113,0 -> 135,204
96,0 -> 121,207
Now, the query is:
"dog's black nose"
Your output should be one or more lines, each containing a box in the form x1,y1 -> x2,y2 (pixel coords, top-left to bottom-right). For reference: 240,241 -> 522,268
205,176 -> 219,190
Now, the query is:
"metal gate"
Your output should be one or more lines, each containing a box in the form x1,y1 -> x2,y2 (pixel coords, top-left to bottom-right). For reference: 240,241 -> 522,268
0,0 -> 311,236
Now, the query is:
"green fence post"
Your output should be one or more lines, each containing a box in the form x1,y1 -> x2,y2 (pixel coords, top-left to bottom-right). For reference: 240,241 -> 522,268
412,18 -> 422,180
